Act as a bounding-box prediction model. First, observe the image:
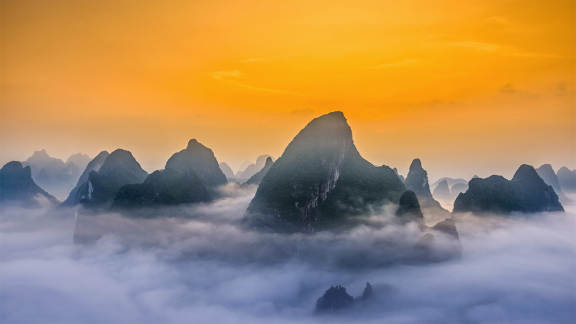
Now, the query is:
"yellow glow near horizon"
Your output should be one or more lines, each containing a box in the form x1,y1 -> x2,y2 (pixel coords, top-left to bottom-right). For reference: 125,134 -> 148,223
0,0 -> 574,178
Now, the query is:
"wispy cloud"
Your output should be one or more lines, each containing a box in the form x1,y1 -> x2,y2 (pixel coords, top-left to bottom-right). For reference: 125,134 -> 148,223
369,59 -> 419,70
439,41 -> 565,59
211,70 -> 299,95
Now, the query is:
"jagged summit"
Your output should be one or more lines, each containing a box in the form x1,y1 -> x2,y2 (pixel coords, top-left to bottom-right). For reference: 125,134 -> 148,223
244,111 -> 405,232
454,164 -> 563,214
0,161 -> 58,207
405,158 -> 433,199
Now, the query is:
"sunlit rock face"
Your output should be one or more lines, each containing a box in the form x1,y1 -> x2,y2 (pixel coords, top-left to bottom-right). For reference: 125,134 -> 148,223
453,164 -> 564,214
0,161 -> 58,207
112,140 -> 222,208
244,111 -> 405,232
243,157 -> 274,186
63,151 -> 109,206
73,149 -> 148,208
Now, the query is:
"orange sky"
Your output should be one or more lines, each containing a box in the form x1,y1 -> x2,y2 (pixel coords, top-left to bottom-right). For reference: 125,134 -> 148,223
1,0 -> 574,179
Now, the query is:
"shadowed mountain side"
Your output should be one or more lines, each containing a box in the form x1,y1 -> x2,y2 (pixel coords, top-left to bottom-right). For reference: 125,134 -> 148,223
454,164 -> 563,214
0,161 -> 59,207
62,151 -> 110,206
244,111 -> 405,232
113,169 -> 211,209
243,157 -> 274,186
395,190 -> 424,224
166,139 -> 227,187
111,139 -> 227,208
75,149 -> 148,208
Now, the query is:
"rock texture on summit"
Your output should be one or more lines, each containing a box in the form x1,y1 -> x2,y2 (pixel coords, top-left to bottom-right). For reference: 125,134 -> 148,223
244,111 -> 405,232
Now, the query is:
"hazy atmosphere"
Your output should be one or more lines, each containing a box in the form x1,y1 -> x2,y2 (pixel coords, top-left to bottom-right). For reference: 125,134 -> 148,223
1,0 -> 575,178
1,1 -> 575,323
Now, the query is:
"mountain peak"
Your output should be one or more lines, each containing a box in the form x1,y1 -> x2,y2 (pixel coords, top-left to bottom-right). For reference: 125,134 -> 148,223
187,138 -> 202,149
512,164 -> 541,182
409,158 -> 423,171
1,161 -> 32,178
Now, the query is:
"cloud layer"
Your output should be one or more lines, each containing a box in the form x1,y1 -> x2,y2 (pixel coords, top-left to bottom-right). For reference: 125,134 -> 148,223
0,190 -> 575,324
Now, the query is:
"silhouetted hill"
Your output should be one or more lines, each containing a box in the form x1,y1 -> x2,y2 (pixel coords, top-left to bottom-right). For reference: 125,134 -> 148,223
113,139 -> 224,208
395,190 -> 424,223
0,161 -> 58,207
315,285 -> 354,313
74,149 -> 147,207
166,139 -> 227,187
537,164 -> 567,202
453,164 -> 564,214
244,111 -> 405,232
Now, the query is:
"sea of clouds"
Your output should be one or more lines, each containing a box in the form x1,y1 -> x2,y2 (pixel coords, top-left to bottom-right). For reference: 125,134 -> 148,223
0,186 -> 574,324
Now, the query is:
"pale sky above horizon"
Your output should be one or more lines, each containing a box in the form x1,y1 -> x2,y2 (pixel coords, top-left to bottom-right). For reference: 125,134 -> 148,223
1,0 -> 575,180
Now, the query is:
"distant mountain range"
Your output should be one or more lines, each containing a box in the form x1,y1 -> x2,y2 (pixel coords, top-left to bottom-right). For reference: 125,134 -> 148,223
23,150 -> 90,200
454,165 -> 564,214
0,112 -> 570,230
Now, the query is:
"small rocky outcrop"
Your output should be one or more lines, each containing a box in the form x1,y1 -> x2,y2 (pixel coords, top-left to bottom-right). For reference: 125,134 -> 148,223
395,190 -> 424,223
453,164 -> 564,214
432,218 -> 459,239
315,285 -> 354,313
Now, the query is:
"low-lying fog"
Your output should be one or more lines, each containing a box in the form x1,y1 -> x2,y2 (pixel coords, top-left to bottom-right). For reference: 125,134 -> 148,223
1,186 -> 575,324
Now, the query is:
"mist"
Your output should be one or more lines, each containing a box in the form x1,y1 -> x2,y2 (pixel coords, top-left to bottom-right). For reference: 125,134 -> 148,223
0,189 -> 575,324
